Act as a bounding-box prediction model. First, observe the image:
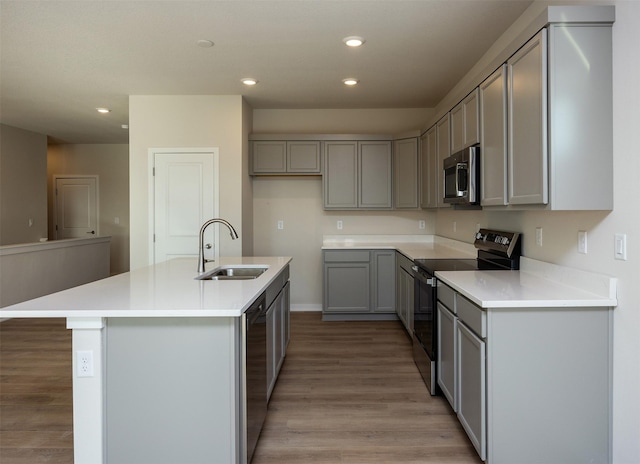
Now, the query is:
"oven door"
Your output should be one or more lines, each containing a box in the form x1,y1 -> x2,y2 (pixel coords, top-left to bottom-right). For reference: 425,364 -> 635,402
412,266 -> 437,395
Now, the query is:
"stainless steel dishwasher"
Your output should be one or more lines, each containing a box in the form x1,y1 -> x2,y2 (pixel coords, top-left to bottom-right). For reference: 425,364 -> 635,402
243,293 -> 267,463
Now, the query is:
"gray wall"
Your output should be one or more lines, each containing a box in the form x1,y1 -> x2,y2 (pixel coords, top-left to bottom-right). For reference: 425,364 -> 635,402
0,124 -> 48,245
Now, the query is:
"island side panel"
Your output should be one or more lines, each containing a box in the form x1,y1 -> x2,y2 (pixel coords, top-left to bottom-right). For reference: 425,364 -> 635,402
486,307 -> 613,464
105,317 -> 241,464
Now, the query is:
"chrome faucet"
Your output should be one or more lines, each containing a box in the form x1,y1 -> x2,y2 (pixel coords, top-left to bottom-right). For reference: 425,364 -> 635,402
198,218 -> 239,273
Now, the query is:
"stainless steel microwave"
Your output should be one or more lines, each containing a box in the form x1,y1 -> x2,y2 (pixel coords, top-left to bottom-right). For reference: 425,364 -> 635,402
443,145 -> 480,205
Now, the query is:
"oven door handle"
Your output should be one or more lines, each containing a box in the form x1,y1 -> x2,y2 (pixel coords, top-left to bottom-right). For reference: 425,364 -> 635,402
427,277 -> 436,286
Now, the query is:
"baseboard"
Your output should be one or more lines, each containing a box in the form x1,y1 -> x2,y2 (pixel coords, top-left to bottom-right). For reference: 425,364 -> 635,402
291,304 -> 322,312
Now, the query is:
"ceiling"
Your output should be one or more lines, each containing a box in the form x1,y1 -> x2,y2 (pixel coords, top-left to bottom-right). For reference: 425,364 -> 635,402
0,0 -> 533,144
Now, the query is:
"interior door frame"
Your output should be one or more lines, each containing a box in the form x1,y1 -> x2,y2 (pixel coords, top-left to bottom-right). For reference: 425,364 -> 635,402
52,174 -> 100,239
148,147 -> 219,266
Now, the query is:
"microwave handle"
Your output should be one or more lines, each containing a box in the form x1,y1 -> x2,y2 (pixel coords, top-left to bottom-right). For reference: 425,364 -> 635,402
455,162 -> 467,195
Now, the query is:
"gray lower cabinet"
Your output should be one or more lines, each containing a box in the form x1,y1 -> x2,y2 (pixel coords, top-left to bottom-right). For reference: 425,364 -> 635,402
438,281 -> 613,463
395,251 -> 414,335
251,140 -> 321,175
323,140 -> 392,210
266,268 -> 290,400
323,249 -> 396,320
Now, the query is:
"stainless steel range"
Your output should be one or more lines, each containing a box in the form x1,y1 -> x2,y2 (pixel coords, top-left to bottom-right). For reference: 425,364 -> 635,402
412,229 -> 521,395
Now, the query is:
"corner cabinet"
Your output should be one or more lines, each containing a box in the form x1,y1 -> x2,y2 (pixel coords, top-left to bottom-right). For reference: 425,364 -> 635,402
480,20 -> 613,210
322,249 -> 396,321
420,126 -> 438,209
251,140 -> 321,175
323,140 -> 392,210
393,137 -> 419,209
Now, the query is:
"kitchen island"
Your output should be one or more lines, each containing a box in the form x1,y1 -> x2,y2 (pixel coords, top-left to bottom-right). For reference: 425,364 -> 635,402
0,256 -> 292,464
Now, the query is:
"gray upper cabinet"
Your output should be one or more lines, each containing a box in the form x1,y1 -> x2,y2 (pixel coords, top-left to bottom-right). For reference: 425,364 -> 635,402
480,64 -> 509,207
435,114 -> 451,208
251,140 -> 321,175
324,140 -> 392,210
508,30 -> 548,206
393,137 -> 419,209
420,126 -> 438,209
451,89 -> 480,154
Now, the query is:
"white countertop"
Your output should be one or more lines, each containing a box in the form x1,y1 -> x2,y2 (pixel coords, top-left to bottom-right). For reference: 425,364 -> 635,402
322,234 -> 477,260
436,257 -> 617,308
0,256 -> 292,318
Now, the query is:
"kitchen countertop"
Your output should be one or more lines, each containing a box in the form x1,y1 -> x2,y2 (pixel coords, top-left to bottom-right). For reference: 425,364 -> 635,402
0,256 -> 292,318
436,257 -> 617,308
322,234 -> 477,260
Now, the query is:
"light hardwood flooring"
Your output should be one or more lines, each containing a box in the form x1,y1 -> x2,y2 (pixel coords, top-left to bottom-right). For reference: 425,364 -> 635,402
0,314 -> 481,464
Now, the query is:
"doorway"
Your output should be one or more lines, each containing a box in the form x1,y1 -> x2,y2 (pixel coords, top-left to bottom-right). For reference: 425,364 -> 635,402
152,149 -> 218,264
54,176 -> 98,239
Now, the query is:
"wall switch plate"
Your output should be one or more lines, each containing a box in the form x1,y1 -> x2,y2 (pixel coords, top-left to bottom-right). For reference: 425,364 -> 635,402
336,220 -> 343,230
418,220 -> 425,230
578,231 -> 587,254
277,220 -> 284,230
452,221 -> 457,232
614,233 -> 627,260
536,227 -> 543,246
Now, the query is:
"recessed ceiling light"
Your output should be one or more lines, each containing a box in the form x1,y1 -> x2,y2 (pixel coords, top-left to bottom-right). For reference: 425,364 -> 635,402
241,78 -> 258,86
342,78 -> 359,86
196,39 -> 214,48
96,107 -> 111,113
343,36 -> 365,47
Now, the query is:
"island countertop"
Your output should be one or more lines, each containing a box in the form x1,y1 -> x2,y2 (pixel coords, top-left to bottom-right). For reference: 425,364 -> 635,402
0,256 -> 292,318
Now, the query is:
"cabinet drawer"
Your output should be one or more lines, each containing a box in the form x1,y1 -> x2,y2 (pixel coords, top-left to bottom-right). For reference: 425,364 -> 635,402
437,282 -> 456,312
457,294 -> 486,338
323,250 -> 370,262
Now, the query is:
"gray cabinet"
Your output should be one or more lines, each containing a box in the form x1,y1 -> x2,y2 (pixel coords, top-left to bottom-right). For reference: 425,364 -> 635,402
437,300 -> 457,412
395,251 -> 414,335
435,114 -> 451,208
481,21 -> 613,210
451,89 -> 479,153
266,266 -> 291,400
323,140 -> 392,210
323,249 -> 396,320
251,140 -> 321,175
420,126 -> 438,209
393,137 -> 419,209
479,65 -> 509,206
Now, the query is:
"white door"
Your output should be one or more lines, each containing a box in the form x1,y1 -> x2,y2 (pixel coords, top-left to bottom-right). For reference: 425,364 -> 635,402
153,151 -> 218,264
55,176 -> 98,239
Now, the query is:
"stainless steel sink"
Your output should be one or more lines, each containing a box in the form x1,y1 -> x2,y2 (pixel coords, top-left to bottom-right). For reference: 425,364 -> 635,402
195,265 -> 268,281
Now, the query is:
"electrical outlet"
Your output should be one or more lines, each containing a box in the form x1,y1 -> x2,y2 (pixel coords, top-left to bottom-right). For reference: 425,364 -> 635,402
536,227 -> 543,247
453,221 -> 457,233
337,220 -> 343,230
418,220 -> 426,230
578,231 -> 587,254
277,220 -> 284,230
76,350 -> 94,378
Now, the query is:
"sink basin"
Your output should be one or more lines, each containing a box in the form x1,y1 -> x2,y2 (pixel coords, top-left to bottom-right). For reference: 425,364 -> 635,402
195,265 -> 268,281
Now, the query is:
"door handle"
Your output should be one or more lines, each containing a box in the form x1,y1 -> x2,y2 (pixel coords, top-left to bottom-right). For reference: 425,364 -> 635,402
86,230 -> 95,235
205,243 -> 212,249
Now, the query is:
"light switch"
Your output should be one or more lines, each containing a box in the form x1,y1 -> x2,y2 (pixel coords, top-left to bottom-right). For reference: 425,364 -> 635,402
536,227 -> 543,247
277,220 -> 284,230
578,231 -> 587,254
614,233 -> 627,260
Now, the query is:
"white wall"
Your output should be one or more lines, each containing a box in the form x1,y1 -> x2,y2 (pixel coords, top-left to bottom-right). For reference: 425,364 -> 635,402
47,144 -> 130,275
128,95 -> 248,269
0,124 -> 48,245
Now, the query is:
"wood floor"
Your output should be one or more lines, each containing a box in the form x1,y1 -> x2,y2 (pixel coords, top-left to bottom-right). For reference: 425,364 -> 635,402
0,314 -> 481,464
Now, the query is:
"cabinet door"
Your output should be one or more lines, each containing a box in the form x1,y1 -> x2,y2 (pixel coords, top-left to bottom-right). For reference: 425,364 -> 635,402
287,141 -> 321,173
393,137 -> 419,209
480,65 -> 509,206
252,141 -> 286,173
323,141 -> 358,209
450,103 -> 465,153
323,262 -> 370,313
463,89 -> 480,148
457,322 -> 486,461
508,29 -> 548,206
437,302 -> 457,412
266,300 -> 277,399
281,281 -> 290,352
372,250 -> 395,313
359,141 -> 392,209
421,126 -> 438,209
436,114 -> 451,208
